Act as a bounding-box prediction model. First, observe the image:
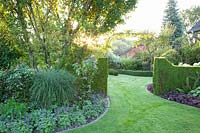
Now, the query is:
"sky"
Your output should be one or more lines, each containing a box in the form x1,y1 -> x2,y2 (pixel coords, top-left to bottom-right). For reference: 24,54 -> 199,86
116,0 -> 200,34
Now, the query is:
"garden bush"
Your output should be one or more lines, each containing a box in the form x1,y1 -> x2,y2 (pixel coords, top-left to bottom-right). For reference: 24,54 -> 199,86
161,49 -> 181,65
179,44 -> 200,65
73,57 -> 97,91
0,64 -> 33,102
0,99 -> 27,121
153,57 -> 200,95
109,69 -> 119,76
189,87 -> 200,97
31,69 -> 76,108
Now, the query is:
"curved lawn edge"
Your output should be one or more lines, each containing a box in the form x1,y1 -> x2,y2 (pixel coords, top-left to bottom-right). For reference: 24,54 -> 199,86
56,97 -> 110,133
64,75 -> 200,133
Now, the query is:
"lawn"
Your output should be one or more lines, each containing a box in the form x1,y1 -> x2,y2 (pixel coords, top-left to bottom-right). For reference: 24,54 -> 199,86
64,75 -> 200,133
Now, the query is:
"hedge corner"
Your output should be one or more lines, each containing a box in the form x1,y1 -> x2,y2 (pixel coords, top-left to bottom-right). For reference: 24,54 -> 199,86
153,57 -> 200,95
92,58 -> 108,96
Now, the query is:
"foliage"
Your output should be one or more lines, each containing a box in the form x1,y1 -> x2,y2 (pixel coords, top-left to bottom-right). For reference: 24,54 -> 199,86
73,57 -> 97,91
28,109 -> 56,133
0,99 -> 27,121
0,0 -> 137,69
161,49 -> 181,65
163,0 -> 184,46
57,114 -> 71,128
107,51 -> 121,69
92,58 -> 108,96
82,96 -> 106,120
136,25 -> 174,70
153,57 -> 200,95
0,94 -> 107,132
0,43 -> 22,70
179,44 -> 200,65
109,69 -> 119,76
0,64 -> 33,102
0,121 -> 9,133
8,120 -> 32,133
111,39 -> 132,56
118,70 -> 152,77
69,110 -> 86,126
31,69 -> 76,108
189,86 -> 200,97
181,6 -> 200,30
182,72 -> 200,92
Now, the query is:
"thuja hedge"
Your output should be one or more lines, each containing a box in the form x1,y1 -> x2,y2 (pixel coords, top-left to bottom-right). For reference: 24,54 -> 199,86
92,58 -> 108,96
153,57 -> 200,95
117,69 -> 152,77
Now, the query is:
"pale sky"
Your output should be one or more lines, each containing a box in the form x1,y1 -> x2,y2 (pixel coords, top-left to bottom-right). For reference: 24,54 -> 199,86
116,0 -> 200,34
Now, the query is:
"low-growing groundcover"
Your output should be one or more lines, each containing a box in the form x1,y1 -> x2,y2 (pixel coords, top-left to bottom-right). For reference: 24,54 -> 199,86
65,75 -> 200,133
0,94 -> 107,133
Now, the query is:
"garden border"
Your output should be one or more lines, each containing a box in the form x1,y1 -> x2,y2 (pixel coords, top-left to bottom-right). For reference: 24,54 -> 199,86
55,97 -> 110,133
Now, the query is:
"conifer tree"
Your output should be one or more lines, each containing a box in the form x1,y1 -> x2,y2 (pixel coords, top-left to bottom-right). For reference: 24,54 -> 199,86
163,0 -> 184,47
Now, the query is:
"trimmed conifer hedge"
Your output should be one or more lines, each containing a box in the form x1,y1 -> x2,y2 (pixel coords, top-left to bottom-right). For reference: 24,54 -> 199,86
153,57 -> 200,95
92,58 -> 108,96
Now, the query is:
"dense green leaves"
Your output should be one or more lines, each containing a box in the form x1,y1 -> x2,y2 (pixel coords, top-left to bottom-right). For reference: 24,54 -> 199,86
181,6 -> 200,30
163,0 -> 184,46
0,0 -> 137,69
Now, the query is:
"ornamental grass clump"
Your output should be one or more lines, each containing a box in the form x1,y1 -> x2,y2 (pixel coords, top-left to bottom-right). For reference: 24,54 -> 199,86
31,70 -> 76,108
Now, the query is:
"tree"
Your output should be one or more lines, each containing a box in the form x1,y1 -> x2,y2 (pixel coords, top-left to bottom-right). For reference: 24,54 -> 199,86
136,24 -> 175,70
181,6 -> 200,30
163,0 -> 184,46
0,0 -> 137,69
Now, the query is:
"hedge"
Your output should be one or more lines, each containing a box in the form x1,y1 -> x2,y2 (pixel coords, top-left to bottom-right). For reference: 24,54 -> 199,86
117,69 -> 152,77
109,69 -> 119,76
153,57 -> 200,95
92,58 -> 108,96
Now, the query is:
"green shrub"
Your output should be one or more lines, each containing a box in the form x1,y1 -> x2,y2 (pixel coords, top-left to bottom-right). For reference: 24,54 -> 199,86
57,114 -> 71,128
0,64 -> 33,102
109,69 -> 119,76
0,99 -> 27,121
73,57 -> 97,91
189,86 -> 200,97
92,58 -> 108,96
0,121 -> 9,133
82,100 -> 99,119
179,44 -> 200,65
161,49 -> 181,65
0,42 -> 22,70
153,57 -> 200,95
118,70 -> 152,77
29,109 -> 56,133
31,69 -> 76,108
69,110 -> 86,126
8,120 -> 32,133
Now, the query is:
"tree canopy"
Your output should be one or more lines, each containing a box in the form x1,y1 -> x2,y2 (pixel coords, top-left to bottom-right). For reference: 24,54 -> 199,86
0,0 -> 137,69
181,6 -> 200,30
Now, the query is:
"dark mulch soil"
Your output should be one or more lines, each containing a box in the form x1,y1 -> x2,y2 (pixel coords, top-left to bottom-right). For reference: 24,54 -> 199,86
146,83 -> 200,108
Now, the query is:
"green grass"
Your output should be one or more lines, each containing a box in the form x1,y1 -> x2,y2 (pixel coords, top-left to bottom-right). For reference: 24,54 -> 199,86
64,75 -> 200,133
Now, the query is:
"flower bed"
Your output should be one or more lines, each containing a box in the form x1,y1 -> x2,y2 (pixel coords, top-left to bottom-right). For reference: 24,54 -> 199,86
146,84 -> 200,108
0,94 -> 109,133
